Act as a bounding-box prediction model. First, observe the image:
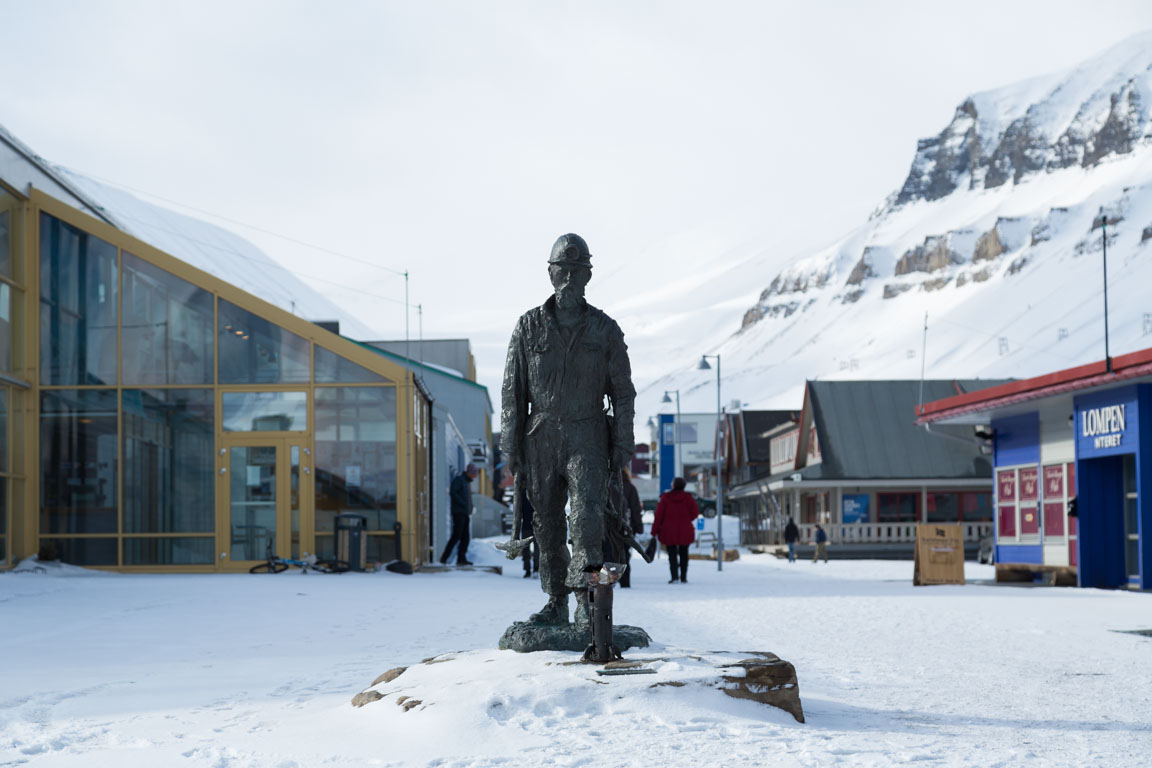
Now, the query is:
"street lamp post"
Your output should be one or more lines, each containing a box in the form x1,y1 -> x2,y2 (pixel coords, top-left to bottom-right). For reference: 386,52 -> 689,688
697,354 -> 724,572
662,390 -> 681,481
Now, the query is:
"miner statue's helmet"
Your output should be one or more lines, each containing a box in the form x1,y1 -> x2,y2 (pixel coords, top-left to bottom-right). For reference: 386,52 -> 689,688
548,233 -> 592,268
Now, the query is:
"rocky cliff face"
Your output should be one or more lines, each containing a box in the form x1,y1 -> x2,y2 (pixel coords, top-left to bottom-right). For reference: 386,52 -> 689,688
736,32 -> 1152,335
891,37 -> 1152,208
641,32 -> 1152,426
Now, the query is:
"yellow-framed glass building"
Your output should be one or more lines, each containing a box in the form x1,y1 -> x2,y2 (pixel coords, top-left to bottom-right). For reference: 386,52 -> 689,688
0,185 -> 431,572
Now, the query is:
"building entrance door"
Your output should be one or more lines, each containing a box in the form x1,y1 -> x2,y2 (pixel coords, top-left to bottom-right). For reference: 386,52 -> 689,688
217,436 -> 313,570
1123,454 -> 1139,584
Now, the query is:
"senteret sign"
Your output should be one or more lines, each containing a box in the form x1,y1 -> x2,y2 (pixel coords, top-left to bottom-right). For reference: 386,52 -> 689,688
1075,385 -> 1141,458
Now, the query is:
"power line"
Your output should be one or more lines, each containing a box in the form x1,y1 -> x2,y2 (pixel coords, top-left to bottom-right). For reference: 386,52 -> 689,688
108,209 -> 411,307
66,167 -> 409,277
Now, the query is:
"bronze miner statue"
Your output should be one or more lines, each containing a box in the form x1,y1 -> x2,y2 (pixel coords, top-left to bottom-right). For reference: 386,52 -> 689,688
498,234 -> 650,653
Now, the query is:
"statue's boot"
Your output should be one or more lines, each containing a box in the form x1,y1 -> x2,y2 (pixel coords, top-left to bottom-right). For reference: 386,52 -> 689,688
573,592 -> 592,631
528,594 -> 569,625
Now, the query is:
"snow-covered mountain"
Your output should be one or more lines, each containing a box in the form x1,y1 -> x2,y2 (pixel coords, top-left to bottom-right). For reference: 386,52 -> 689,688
632,30 -> 1152,436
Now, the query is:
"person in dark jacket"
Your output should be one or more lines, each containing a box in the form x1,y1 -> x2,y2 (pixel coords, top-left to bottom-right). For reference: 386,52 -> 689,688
652,477 -> 699,583
440,463 -> 478,565
784,517 -> 800,563
605,469 -> 644,587
813,523 -> 828,563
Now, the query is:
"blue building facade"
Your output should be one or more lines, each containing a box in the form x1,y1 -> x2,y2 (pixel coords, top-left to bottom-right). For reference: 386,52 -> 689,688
919,352 -> 1152,590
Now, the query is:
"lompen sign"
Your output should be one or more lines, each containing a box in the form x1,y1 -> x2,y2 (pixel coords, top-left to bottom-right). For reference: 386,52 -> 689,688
1075,386 -> 1139,458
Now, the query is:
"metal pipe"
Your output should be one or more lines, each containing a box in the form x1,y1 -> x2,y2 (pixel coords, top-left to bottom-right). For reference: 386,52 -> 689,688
716,355 -> 724,572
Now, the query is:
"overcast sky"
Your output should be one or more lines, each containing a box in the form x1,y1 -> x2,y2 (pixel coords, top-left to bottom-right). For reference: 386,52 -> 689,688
4,0 -> 1152,396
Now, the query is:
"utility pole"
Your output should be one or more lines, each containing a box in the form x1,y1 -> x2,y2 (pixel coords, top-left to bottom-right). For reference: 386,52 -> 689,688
1102,210 -> 1112,372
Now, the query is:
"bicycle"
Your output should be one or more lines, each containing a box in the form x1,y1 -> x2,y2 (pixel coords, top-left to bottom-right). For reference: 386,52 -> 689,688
249,540 -> 350,574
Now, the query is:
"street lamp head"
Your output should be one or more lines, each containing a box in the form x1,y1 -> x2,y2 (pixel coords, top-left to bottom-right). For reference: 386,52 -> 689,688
661,392 -> 673,403
697,356 -> 711,371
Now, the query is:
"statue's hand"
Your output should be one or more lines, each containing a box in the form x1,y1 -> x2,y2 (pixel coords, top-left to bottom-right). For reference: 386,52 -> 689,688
609,445 -> 632,472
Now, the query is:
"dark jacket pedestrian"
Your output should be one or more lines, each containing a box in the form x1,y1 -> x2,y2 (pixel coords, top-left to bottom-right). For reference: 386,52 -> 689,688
439,463 -> 477,565
652,477 -> 699,583
784,517 -> 800,563
605,469 -> 644,587
813,523 -> 828,563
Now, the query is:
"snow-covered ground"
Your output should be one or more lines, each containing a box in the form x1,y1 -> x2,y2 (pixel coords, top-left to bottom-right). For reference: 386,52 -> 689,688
2,544 -> 1149,767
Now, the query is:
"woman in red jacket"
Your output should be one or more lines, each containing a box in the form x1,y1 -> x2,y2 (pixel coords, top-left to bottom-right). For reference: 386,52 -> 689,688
652,477 -> 700,583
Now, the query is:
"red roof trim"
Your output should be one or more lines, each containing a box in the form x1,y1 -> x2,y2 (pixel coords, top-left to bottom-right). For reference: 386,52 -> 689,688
917,346 -> 1152,423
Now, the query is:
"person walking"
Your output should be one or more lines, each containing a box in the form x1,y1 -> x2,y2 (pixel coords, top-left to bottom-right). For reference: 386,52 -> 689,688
813,523 -> 829,563
440,463 -> 478,565
652,477 -> 699,583
784,517 -> 799,563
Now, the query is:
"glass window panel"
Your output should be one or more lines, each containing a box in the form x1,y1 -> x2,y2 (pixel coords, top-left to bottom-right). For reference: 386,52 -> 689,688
290,445 -> 300,559
1020,505 -> 1039,535
39,213 -> 118,385
0,207 -> 10,278
998,505 -> 1016,537
961,492 -> 993,522
367,534 -> 398,564
0,388 -> 7,473
313,534 -> 334,560
123,537 -> 214,566
39,537 -> 118,566
313,533 -> 397,564
1123,454 -> 1136,495
1043,502 -> 1065,537
926,493 -> 959,523
0,281 -> 19,374
218,299 -> 310,384
0,477 -> 7,561
315,387 -> 397,532
222,391 -> 307,432
40,390 -> 118,534
122,389 -> 214,533
315,346 -> 388,383
229,445 -> 277,560
122,253 -> 214,385
876,493 -> 918,523
1,189 -> 22,283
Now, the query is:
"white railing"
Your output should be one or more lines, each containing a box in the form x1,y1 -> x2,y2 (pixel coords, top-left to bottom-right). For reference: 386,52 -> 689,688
798,522 -> 991,544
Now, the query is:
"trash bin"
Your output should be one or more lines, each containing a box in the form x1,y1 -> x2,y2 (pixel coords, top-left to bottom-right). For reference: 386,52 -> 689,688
335,513 -> 368,571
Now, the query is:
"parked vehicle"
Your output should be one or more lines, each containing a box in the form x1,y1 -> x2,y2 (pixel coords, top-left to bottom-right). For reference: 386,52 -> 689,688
978,534 -> 995,565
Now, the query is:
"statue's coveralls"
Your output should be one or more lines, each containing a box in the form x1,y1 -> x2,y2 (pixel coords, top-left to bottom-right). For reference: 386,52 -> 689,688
501,295 -> 636,597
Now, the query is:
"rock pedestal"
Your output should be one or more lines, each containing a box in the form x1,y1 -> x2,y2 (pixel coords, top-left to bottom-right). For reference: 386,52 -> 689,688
351,648 -> 804,723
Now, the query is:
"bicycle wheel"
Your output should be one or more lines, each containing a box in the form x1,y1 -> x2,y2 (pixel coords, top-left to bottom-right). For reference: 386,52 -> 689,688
314,559 -> 350,574
249,561 -> 290,574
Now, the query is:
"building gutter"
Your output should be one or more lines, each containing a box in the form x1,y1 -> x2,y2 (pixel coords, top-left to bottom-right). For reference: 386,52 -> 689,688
0,127 -> 121,229
736,476 -> 993,495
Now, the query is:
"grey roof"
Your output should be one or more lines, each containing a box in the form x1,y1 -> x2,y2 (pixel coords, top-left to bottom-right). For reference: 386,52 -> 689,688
808,379 -> 1009,480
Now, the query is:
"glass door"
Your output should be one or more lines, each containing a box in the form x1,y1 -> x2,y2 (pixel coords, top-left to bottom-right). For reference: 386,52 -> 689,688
217,437 -> 313,570
1123,454 -> 1139,583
